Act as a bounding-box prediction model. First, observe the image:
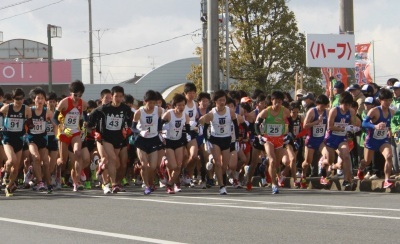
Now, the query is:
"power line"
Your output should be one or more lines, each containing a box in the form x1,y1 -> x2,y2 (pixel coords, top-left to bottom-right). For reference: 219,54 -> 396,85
0,28 -> 201,64
0,0 -> 33,11
0,0 -> 65,22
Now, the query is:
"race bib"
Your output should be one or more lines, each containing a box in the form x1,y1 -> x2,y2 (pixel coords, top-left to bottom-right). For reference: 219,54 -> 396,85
266,124 -> 283,136
293,125 -> 300,136
313,125 -> 325,137
373,128 -> 388,140
169,128 -> 182,140
46,123 -> 55,136
332,122 -> 347,136
31,119 -> 46,134
106,116 -> 123,131
7,118 -> 23,132
64,114 -> 79,129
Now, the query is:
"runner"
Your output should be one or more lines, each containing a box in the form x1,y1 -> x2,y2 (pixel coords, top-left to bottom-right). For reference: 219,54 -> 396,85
88,86 -> 133,194
358,88 -> 395,188
132,90 -> 163,195
322,91 -> 359,188
202,90 -> 239,195
46,92 -> 59,188
255,91 -> 290,194
300,95 -> 329,188
52,80 -> 88,192
1,88 -> 32,196
161,93 -> 190,194
27,87 -> 54,193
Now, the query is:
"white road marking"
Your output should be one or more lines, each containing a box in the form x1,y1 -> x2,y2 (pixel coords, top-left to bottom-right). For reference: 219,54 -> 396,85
83,195 -> 400,220
0,217 -> 186,244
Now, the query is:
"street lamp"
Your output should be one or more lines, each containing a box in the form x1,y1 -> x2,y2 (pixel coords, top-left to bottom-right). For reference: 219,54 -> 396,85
47,24 -> 62,93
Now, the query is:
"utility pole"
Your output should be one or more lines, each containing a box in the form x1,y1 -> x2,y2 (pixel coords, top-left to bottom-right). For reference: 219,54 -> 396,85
339,0 -> 355,84
207,0 -> 220,94
200,0 -> 208,92
93,29 -> 109,83
225,0 -> 230,90
88,0 -> 94,84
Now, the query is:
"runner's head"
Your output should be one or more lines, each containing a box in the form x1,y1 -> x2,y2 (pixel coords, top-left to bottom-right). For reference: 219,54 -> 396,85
378,88 -> 393,108
69,80 -> 85,101
184,82 -> 197,101
46,92 -> 58,110
270,91 -> 284,107
226,97 -> 236,110
289,101 -> 301,118
100,89 -> 111,105
172,93 -> 187,113
197,92 -> 211,109
12,88 -> 25,105
29,87 -> 47,107
256,94 -> 267,110
111,86 -> 125,105
212,90 -> 227,108
339,91 -> 353,111
315,94 -> 329,110
143,90 -> 158,110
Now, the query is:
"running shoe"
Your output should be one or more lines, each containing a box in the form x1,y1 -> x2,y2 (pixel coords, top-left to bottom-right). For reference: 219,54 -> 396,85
342,180 -> 351,187
320,176 -> 330,185
370,174 -> 379,180
259,178 -> 266,187
122,178 -> 129,186
189,179 -> 195,188
200,181 -> 207,189
300,178 -> 308,189
174,183 -> 182,192
296,171 -> 302,178
246,182 -> 252,191
112,185 -> 121,194
383,180 -> 394,189
144,187 -> 152,195
119,184 -> 126,192
294,181 -> 301,189
72,183 -> 78,192
77,183 -> 84,191
272,185 -> 279,194
150,185 -> 156,192
364,172 -> 372,180
85,181 -> 92,189
159,180 -> 166,188
166,185 -> 175,194
103,183 -> 111,194
37,181 -> 46,192
47,185 -> 53,194
5,187 -> 13,197
357,169 -> 364,181
80,170 -> 87,182
206,179 -> 214,188
219,186 -> 228,195
55,178 -> 62,190
233,179 -> 242,189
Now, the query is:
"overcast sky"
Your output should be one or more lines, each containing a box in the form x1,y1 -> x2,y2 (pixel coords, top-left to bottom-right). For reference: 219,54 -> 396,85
1,0 -> 399,85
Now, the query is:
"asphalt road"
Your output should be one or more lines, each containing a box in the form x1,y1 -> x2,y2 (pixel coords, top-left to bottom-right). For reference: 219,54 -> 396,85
1,185 -> 399,244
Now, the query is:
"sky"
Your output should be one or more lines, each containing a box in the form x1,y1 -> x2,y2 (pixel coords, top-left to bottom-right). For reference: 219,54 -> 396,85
0,0 -> 399,86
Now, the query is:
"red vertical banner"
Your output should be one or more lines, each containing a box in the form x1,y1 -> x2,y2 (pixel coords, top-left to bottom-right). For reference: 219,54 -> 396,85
355,43 -> 372,84
321,68 -> 349,97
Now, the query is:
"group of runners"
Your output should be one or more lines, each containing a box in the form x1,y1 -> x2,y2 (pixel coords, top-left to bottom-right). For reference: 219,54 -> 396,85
0,78 -> 398,197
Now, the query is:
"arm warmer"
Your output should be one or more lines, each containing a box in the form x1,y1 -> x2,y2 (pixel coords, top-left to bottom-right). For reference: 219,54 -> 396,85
82,111 -> 88,122
157,117 -> 163,132
185,123 -> 191,134
232,119 -> 239,140
52,110 -> 61,126
362,116 -> 375,130
203,123 -> 210,140
254,118 -> 264,136
132,121 -> 138,130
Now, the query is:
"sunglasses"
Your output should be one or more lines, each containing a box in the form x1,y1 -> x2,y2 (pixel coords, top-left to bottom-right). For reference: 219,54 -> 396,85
72,93 -> 82,98
14,96 -> 24,101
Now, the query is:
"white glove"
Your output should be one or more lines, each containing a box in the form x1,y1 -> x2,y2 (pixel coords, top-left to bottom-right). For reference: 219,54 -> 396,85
345,125 -> 360,133
140,131 -> 149,137
186,133 -> 192,142
197,125 -> 203,136
244,120 -> 250,127
206,155 -> 214,170
189,121 -> 197,130
235,141 -> 240,151
159,133 -> 165,144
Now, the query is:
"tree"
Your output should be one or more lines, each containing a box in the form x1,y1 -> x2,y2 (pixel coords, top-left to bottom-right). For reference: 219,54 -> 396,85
187,0 -> 323,95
